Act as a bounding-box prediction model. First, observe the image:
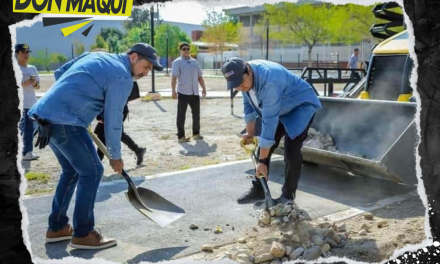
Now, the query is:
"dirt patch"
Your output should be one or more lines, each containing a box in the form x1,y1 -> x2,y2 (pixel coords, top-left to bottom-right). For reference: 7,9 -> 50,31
187,195 -> 426,263
22,98 -> 249,195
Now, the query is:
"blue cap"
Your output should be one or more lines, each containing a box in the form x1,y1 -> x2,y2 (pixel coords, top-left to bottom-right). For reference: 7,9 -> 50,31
221,57 -> 246,90
15,44 -> 31,53
128,43 -> 163,71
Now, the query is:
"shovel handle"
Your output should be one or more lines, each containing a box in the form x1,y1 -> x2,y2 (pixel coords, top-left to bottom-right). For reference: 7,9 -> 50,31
87,127 -> 136,188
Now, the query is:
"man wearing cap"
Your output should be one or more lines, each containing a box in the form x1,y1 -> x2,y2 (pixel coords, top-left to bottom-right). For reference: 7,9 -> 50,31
28,43 -> 163,249
171,43 -> 207,142
221,58 -> 322,203
16,44 -> 40,161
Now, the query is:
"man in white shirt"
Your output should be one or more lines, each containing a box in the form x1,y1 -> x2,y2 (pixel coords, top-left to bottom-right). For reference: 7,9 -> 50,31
16,44 -> 40,161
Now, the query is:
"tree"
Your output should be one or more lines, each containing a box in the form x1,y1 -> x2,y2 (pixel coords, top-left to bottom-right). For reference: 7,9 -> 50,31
99,28 -> 126,53
154,24 -> 191,59
124,8 -> 150,30
261,2 -> 339,67
201,11 -> 242,65
56,54 -> 67,66
124,23 -> 151,48
91,35 -> 109,51
73,40 -> 85,56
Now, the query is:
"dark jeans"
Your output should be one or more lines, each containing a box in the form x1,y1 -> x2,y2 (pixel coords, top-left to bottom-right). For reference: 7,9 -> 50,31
48,125 -> 103,237
19,109 -> 35,155
177,93 -> 200,138
350,71 -> 361,80
252,115 -> 314,199
93,122 -> 140,161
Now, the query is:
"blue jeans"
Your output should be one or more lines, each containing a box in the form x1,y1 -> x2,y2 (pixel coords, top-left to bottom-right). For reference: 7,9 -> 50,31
48,124 -> 103,237
20,109 -> 35,155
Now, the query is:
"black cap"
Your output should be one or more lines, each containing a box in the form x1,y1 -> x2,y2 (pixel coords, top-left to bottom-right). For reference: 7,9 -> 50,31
128,43 -> 163,71
221,57 -> 246,90
15,44 -> 31,53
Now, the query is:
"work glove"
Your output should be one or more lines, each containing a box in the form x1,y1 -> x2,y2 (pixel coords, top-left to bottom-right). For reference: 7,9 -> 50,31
33,119 -> 51,149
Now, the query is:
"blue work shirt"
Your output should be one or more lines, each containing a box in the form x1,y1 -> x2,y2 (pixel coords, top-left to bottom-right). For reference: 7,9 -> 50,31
242,60 -> 322,149
28,52 -> 133,159
171,56 -> 203,96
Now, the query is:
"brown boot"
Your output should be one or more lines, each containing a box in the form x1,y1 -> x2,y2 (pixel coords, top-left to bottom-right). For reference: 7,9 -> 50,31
46,224 -> 73,243
70,229 -> 117,250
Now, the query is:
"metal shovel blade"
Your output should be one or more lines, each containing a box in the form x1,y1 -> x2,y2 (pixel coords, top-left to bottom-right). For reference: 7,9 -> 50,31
124,186 -> 185,227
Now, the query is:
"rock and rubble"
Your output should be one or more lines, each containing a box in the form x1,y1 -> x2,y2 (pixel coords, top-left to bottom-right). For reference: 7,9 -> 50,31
219,201 -> 349,262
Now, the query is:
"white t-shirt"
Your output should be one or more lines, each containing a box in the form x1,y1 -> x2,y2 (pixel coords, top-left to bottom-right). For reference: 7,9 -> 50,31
20,65 -> 39,109
248,89 -> 261,111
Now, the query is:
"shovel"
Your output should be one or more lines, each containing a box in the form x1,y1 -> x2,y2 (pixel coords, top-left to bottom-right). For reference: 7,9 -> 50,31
87,127 -> 185,227
240,138 -> 279,212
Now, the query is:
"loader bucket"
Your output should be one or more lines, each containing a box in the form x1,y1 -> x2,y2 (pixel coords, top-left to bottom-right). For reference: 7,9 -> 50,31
300,97 -> 417,185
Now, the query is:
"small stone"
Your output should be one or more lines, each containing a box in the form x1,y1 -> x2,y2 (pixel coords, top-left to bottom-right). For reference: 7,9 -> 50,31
261,211 -> 271,225
283,216 -> 290,223
282,257 -> 289,262
358,229 -> 367,236
289,247 -> 304,260
325,237 -> 338,248
272,219 -> 282,225
377,220 -> 388,228
303,246 -> 322,260
238,249 -> 251,255
319,221 -> 332,228
204,228 -> 210,231
339,233 -> 347,241
236,253 -> 253,264
322,243 -> 331,253
299,211 -> 311,221
238,237 -> 247,244
189,224 -> 199,230
311,235 -> 324,246
249,256 -> 255,262
254,253 -> 274,264
364,213 -> 374,220
271,260 -> 282,264
324,216 -> 329,221
291,234 -> 301,243
337,223 -> 346,232
327,251 -> 332,257
202,244 -> 214,252
285,246 -> 293,256
385,206 -> 392,210
284,205 -> 292,214
270,209 -> 276,217
361,223 -> 370,231
270,241 -> 286,258
185,240 -> 189,242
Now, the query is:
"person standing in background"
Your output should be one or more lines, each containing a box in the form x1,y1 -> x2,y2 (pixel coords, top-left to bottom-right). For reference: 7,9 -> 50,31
346,48 -> 362,79
171,43 -> 207,142
17,44 -> 40,161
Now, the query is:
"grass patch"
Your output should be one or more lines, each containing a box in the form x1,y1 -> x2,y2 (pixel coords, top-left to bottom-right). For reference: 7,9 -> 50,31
25,188 -> 53,196
203,160 -> 220,166
161,135 -> 170,140
178,165 -> 191,171
25,172 -> 50,183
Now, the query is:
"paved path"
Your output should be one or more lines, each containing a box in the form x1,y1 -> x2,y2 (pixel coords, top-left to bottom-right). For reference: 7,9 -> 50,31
25,159 -> 415,264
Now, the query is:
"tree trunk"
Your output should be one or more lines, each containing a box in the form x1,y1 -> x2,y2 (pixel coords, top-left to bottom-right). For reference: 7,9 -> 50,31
308,46 -> 313,67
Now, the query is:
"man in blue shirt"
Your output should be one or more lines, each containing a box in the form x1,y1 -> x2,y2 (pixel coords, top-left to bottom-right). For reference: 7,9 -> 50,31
221,58 -> 321,204
346,48 -> 361,79
29,43 -> 163,249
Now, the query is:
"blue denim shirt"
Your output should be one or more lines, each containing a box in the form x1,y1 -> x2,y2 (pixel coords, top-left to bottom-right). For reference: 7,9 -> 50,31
242,60 -> 322,149
28,52 -> 133,159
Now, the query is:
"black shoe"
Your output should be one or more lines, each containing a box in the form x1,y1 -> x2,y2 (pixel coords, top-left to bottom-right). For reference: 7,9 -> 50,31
237,186 -> 265,204
135,148 -> 146,166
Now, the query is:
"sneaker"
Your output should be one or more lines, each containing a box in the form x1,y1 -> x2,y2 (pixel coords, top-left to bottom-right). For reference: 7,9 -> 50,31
193,134 -> 204,140
178,137 -> 190,143
46,224 -> 73,243
135,147 -> 146,166
70,229 -> 117,250
237,186 -> 265,204
23,152 -> 39,161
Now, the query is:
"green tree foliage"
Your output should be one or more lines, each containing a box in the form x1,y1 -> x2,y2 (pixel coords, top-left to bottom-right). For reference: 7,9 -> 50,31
56,54 -> 68,67
73,40 -> 85,56
201,11 -> 242,64
124,8 -> 150,30
91,35 -> 109,51
124,23 -> 151,48
154,24 -> 191,59
99,28 -> 126,53
259,2 -> 403,66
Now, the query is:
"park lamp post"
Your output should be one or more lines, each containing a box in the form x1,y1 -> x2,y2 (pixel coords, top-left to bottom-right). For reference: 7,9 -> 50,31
166,28 -> 169,75
265,19 -> 269,61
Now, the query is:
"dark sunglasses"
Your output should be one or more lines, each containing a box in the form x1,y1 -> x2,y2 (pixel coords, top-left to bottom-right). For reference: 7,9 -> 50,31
181,48 -> 190,51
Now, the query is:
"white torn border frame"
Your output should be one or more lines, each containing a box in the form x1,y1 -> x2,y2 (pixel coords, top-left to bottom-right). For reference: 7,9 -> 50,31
8,0 -> 437,263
